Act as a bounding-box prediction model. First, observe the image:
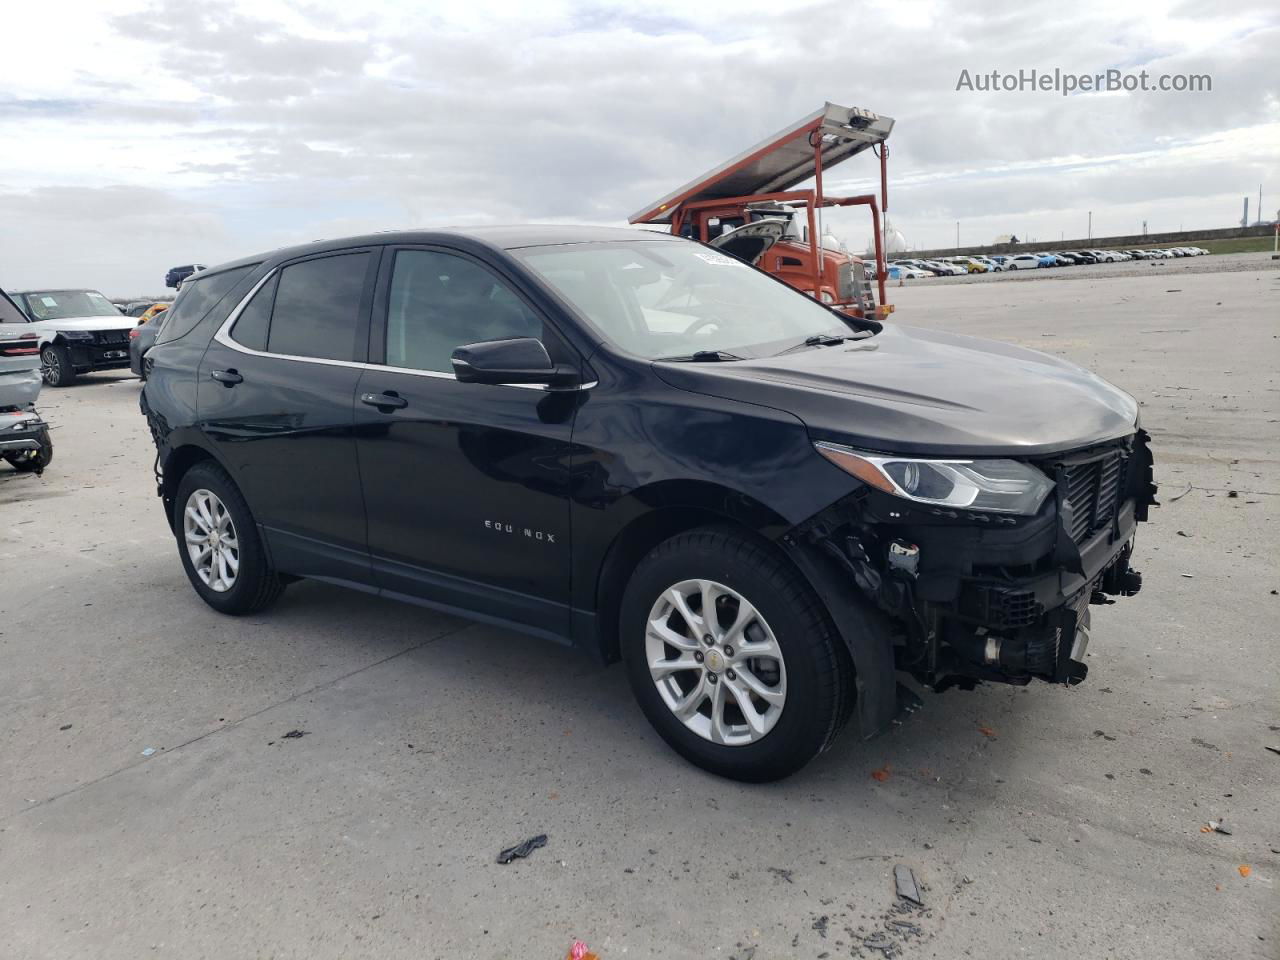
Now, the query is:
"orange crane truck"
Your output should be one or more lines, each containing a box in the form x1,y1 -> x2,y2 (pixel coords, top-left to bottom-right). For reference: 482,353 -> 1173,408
629,102 -> 894,319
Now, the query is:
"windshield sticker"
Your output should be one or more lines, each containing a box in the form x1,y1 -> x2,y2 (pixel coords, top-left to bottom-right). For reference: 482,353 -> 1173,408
41,296 -> 58,307
694,252 -> 740,266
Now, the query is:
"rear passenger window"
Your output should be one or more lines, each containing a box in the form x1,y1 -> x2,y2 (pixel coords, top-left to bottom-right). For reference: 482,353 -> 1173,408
266,253 -> 370,362
155,266 -> 254,344
229,274 -> 277,352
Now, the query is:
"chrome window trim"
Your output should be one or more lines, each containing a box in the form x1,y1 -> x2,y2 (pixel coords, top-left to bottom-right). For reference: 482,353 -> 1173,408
214,267 -> 595,391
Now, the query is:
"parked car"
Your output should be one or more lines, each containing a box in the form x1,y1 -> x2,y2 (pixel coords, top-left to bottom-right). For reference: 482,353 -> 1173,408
974,256 -> 1003,271
129,305 -> 170,379
7,288 -> 136,386
140,226 -> 1155,782
1005,254 -> 1043,270
0,287 -> 53,472
165,264 -> 207,289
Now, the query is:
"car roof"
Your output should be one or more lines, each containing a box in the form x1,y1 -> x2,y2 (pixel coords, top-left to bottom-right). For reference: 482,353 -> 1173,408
201,225 -> 678,278
10,287 -> 105,295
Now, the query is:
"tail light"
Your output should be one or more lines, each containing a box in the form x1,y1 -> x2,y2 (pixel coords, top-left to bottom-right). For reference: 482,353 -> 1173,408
0,335 -> 39,357
129,328 -> 141,339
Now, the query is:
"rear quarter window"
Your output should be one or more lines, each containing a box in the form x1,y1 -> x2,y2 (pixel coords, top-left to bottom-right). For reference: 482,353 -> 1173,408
155,265 -> 258,345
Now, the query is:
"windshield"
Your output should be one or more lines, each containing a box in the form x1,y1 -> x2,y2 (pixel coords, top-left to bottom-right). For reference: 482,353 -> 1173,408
516,240 -> 861,360
19,289 -> 121,320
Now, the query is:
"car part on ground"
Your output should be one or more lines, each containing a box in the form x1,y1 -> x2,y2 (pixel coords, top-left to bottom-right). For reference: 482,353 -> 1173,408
139,225 -> 1156,781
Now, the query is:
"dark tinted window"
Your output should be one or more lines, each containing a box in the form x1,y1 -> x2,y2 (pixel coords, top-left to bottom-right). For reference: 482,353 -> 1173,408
156,266 -> 255,344
385,250 -> 541,373
228,274 -> 277,352
267,253 -> 370,362
0,290 -> 27,324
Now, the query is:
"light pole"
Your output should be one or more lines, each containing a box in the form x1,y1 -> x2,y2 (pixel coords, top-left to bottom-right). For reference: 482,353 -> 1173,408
1087,211 -> 1092,240
955,221 -> 959,249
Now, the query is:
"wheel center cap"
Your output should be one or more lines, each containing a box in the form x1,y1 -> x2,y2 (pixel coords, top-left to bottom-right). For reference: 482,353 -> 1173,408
209,532 -> 220,547
704,648 -> 725,673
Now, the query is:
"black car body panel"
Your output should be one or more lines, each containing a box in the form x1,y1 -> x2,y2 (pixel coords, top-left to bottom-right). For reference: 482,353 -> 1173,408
140,226 -> 1155,742
652,323 -> 1140,457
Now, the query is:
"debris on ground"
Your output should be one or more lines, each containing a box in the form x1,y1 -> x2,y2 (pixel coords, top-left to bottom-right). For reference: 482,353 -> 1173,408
1168,482 -> 1194,501
977,725 -> 997,738
862,932 -> 894,955
59,723 -> 72,731
281,729 -> 309,739
1207,821 -> 1232,835
766,866 -> 795,884
894,864 -> 923,906
140,747 -> 156,757
871,765 -> 891,782
1227,490 -> 1239,498
566,940 -> 599,960
1238,865 -> 1252,878
1093,730 -> 1116,741
811,915 -> 828,938
496,833 -> 547,864
1264,745 -> 1280,757
1176,530 -> 1191,537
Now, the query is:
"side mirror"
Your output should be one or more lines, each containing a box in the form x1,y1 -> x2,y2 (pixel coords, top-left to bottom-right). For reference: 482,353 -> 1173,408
451,337 -> 579,388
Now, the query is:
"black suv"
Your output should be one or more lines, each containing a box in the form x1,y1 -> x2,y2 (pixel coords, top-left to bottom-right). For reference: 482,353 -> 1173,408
140,226 -> 1155,781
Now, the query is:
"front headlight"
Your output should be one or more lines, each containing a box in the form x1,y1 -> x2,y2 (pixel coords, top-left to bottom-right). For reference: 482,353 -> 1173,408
814,441 -> 1055,516
58,329 -> 94,340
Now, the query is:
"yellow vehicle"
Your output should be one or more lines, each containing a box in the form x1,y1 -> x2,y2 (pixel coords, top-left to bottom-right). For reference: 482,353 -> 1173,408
949,256 -> 988,274
137,303 -> 169,325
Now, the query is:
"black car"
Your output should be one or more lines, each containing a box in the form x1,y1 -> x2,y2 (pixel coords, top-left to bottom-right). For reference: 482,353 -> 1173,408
139,226 -> 1156,781
164,264 -> 206,289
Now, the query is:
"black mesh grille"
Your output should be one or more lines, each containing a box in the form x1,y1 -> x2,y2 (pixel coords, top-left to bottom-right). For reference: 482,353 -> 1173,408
93,329 -> 129,345
1061,450 -> 1127,543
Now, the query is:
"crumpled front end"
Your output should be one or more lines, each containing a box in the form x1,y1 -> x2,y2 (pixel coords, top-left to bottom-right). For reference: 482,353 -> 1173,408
788,430 -> 1157,705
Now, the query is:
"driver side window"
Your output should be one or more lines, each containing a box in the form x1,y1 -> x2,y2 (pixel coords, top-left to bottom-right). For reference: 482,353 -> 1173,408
385,250 -> 542,373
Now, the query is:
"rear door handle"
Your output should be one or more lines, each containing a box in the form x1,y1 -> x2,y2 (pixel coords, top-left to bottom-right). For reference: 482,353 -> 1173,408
210,369 -> 243,386
361,391 -> 408,410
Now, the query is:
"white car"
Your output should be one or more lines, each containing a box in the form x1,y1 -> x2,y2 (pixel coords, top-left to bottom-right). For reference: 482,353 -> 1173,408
1005,254 -> 1042,270
7,289 -> 136,387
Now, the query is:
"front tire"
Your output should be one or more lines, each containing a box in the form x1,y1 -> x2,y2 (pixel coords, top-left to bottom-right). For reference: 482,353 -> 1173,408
40,344 -> 76,387
621,527 -> 853,782
174,461 -> 284,615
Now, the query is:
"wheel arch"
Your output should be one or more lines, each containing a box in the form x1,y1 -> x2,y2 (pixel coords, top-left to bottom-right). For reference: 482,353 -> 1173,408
589,481 -> 791,664
160,443 -> 221,531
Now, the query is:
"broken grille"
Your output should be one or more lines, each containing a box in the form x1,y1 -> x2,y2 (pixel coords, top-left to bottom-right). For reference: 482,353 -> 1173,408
1061,451 -> 1127,544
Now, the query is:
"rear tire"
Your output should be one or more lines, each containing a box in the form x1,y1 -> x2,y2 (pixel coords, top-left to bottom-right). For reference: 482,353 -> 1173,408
621,527 -> 853,782
174,461 -> 284,615
40,344 -> 76,387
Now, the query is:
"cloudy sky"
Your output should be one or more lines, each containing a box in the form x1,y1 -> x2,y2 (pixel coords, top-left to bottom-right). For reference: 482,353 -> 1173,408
2,0 -> 1276,294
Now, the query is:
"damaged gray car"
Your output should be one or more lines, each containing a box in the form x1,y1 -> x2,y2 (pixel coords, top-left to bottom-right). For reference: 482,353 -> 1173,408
0,288 -> 53,473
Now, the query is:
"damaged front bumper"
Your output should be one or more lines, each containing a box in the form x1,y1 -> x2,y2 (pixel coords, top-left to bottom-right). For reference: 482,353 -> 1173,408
783,430 -> 1157,736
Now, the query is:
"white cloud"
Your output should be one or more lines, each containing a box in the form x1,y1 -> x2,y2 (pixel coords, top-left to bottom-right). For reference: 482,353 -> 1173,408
0,0 -> 1276,293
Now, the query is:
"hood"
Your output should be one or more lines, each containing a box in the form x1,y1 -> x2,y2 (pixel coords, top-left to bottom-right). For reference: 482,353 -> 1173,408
28,315 -> 134,333
709,218 -> 788,265
653,323 -> 1139,457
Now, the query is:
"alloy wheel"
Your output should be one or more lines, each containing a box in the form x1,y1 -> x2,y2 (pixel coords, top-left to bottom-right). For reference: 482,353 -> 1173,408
645,579 -> 787,746
40,348 -> 59,386
183,488 -> 239,593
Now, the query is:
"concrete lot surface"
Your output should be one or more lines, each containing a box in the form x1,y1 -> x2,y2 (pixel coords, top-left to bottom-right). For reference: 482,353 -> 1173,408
1,260 -> 1277,959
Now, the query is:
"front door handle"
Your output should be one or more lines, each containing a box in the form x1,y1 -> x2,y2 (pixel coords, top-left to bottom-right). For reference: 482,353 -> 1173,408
361,391 -> 408,410
210,368 -> 243,386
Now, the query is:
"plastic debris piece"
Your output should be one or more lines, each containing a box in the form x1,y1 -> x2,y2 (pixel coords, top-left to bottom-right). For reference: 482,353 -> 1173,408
140,747 -> 156,757
497,833 -> 547,864
894,864 -> 923,905
1265,746 -> 1280,757
977,725 -> 997,738
281,729 -> 309,739
1238,865 -> 1251,878
566,940 -> 599,960
871,765 -> 891,782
